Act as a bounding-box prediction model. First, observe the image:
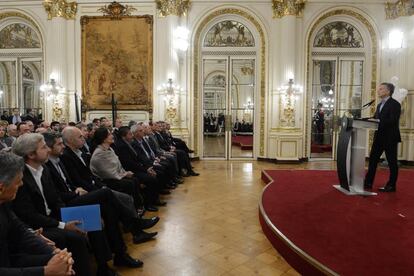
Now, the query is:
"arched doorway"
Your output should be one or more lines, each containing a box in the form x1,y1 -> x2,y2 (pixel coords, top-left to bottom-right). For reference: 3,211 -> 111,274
0,12 -> 44,118
193,9 -> 266,160
306,9 -> 378,160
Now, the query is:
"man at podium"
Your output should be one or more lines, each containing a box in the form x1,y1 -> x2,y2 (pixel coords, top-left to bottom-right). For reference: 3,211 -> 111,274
364,83 -> 401,192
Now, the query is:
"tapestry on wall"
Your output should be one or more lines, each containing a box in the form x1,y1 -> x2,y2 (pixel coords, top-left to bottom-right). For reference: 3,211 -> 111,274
81,16 -> 153,111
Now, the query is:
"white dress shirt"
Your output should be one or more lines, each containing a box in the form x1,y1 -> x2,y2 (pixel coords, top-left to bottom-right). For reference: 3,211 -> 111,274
26,164 -> 65,229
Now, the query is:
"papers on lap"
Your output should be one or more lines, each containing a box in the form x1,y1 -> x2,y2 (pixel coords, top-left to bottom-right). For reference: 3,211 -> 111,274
61,204 -> 102,232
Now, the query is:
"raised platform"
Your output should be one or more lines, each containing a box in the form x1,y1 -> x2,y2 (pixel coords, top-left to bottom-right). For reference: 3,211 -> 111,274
231,135 -> 253,150
259,169 -> 414,276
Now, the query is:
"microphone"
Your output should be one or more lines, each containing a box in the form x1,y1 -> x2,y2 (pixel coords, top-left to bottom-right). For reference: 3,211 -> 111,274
362,99 -> 375,108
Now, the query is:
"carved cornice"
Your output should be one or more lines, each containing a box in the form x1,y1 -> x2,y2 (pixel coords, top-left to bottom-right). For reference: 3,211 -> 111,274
272,0 -> 306,18
156,0 -> 191,17
385,0 -> 414,19
98,1 -> 137,19
43,0 -> 77,20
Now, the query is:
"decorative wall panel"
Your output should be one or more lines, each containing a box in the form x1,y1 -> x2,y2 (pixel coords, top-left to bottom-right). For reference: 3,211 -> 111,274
81,16 -> 153,111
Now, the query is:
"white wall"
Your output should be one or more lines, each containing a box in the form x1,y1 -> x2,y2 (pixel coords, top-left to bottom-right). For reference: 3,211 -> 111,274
0,0 -> 412,160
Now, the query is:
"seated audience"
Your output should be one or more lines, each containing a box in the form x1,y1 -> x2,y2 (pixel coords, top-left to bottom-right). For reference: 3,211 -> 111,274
60,127 -> 158,240
12,133 -> 132,276
0,152 -> 75,276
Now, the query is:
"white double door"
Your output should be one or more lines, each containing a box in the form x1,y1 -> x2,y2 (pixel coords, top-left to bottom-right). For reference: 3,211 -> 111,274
202,56 -> 256,159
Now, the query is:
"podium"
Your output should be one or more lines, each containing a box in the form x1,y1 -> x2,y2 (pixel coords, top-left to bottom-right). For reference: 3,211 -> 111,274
334,116 -> 379,196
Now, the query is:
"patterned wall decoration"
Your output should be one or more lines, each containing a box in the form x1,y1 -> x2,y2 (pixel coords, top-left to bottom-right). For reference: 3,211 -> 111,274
22,64 -> 34,79
204,21 -> 255,47
81,16 -> 153,111
313,21 -> 364,48
156,0 -> 191,17
385,0 -> 414,19
0,23 -> 41,49
272,0 -> 306,18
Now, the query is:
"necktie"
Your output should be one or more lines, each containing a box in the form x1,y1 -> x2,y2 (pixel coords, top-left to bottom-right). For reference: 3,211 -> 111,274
143,138 -> 156,159
56,161 -> 72,192
140,141 -> 150,159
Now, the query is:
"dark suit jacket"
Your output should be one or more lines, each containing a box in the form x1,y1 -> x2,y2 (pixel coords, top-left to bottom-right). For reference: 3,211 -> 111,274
12,166 -> 65,229
45,160 -> 78,203
131,139 -> 154,168
114,138 -> 148,173
60,147 -> 100,192
374,97 -> 401,145
0,203 -> 53,276
154,132 -> 170,151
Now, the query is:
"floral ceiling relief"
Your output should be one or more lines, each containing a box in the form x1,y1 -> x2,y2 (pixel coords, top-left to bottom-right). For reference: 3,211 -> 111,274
204,20 -> 255,47
313,21 -> 364,48
0,23 -> 41,49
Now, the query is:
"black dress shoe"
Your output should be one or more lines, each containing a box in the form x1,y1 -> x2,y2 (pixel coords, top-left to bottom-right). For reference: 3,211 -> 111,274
139,216 -> 160,229
97,264 -> 119,276
113,253 -> 143,268
145,205 -> 159,212
174,178 -> 184,184
378,185 -> 396,192
166,183 -> 177,189
155,200 -> 167,206
188,171 -> 200,176
133,231 -> 157,244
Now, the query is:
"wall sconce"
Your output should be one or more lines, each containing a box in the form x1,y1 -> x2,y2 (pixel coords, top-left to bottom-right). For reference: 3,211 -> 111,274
40,76 -> 65,120
158,78 -> 182,104
277,79 -> 302,128
157,78 -> 183,125
40,78 -> 65,100
174,26 -> 189,51
388,30 -> 403,49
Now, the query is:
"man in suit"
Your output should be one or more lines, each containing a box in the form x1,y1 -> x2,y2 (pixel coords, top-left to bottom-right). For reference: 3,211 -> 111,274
114,126 -> 165,211
60,127 -> 158,242
364,82 -> 401,192
43,132 -> 158,248
0,151 -> 74,276
11,133 -> 108,276
9,109 -> 22,125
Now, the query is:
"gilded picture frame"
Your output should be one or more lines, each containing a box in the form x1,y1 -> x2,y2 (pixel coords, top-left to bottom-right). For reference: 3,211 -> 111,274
81,15 -> 153,111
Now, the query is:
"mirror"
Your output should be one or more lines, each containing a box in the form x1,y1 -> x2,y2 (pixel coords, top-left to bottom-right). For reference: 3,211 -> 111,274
0,61 -> 17,111
0,20 -> 43,122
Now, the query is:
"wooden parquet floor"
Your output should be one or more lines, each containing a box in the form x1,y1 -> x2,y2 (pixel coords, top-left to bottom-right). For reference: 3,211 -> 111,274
115,160 -> 336,276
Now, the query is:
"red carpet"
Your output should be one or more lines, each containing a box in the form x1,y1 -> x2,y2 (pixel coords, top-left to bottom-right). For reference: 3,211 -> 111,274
259,169 -> 414,276
311,143 -> 332,153
232,135 -> 253,150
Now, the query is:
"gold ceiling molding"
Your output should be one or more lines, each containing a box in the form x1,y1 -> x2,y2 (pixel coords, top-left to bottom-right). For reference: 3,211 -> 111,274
43,0 -> 77,20
156,0 -> 191,17
272,0 -> 306,18
385,0 -> 414,19
98,1 -> 137,19
193,8 -> 266,156
0,12 -> 43,46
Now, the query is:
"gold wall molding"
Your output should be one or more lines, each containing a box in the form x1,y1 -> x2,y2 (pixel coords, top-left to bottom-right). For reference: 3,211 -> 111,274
97,1 -> 137,19
43,0 -> 77,20
272,0 -> 306,18
193,8 -> 266,156
385,0 -> 414,19
0,12 -> 42,39
306,9 -> 378,157
156,0 -> 191,17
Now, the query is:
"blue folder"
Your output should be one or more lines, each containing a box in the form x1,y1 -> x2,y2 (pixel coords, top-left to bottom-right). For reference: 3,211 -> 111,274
60,204 -> 102,232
